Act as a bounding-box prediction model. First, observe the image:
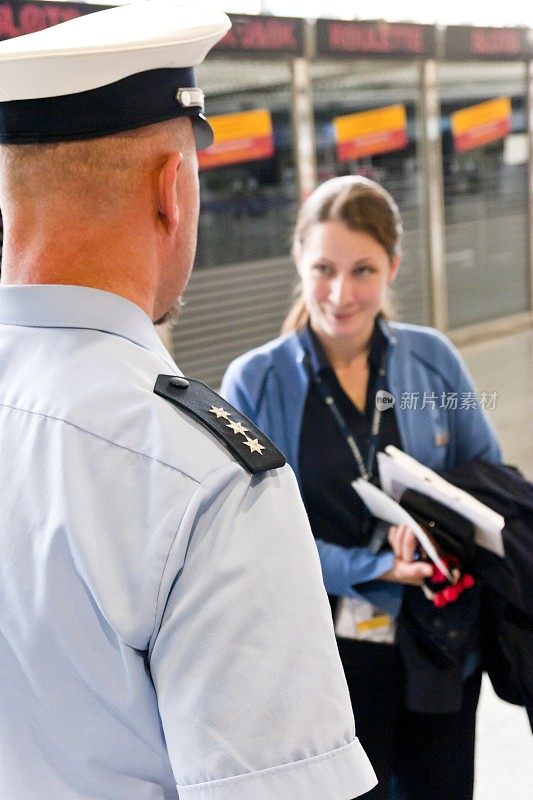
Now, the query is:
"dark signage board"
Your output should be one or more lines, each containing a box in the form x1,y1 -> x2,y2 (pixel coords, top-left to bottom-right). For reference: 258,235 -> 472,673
214,14 -> 305,58
444,25 -> 530,60
1,6 -> 530,62
316,18 -> 437,59
0,6 -> 304,55
0,0 -> 108,40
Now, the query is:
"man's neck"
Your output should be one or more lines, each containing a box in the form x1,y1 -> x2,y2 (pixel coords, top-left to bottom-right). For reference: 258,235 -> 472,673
0,223 -> 157,319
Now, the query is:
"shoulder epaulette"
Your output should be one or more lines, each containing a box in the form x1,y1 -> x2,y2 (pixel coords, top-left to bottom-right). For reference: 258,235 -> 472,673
154,374 -> 286,475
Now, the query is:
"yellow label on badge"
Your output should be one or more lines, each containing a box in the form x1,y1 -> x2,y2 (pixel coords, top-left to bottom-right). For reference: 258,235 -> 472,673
356,615 -> 392,632
335,597 -> 397,643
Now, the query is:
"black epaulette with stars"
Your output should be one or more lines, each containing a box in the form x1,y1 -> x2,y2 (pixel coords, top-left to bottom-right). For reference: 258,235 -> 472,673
154,375 -> 286,475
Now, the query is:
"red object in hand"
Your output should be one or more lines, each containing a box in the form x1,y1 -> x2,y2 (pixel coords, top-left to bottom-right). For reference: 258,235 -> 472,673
433,584 -> 461,607
427,555 -> 475,607
461,574 -> 475,589
429,565 -> 449,585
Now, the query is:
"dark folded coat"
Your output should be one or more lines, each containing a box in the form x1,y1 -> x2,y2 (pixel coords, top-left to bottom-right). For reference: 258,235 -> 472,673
441,460 -> 533,729
397,462 -> 532,724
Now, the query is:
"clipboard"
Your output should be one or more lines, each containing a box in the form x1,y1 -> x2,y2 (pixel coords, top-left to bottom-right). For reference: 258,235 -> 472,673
378,446 -> 505,558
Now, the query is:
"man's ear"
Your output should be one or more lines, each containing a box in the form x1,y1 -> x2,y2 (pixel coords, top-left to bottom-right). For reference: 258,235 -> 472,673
157,151 -> 182,232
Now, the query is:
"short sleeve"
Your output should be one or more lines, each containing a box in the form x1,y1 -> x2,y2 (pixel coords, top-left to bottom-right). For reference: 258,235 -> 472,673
149,461 -> 376,800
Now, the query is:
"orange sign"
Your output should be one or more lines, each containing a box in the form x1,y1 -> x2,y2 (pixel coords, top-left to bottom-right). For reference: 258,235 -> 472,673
451,97 -> 511,153
333,104 -> 408,161
198,109 -> 274,170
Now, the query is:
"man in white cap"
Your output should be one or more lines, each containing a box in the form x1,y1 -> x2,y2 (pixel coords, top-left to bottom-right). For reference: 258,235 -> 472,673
0,4 -> 376,800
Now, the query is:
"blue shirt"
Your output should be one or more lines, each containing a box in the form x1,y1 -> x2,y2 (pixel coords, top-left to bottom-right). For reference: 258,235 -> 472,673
0,285 -> 376,800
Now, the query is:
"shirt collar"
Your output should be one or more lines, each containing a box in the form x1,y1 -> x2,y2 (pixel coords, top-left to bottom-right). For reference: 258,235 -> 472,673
0,284 -> 178,370
298,325 -> 328,375
299,315 -> 391,378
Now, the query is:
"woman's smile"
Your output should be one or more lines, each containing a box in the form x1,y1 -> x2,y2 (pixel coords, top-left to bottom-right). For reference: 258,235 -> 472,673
296,220 -> 399,352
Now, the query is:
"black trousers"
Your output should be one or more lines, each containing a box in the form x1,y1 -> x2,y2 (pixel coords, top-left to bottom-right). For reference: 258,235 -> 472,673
338,640 -> 482,800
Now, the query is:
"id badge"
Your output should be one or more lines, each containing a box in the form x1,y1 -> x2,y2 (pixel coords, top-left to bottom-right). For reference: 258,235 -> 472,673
334,597 -> 396,644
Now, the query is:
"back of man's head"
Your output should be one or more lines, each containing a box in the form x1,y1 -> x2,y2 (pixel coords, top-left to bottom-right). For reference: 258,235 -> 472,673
0,119 -> 190,222
0,4 -> 229,318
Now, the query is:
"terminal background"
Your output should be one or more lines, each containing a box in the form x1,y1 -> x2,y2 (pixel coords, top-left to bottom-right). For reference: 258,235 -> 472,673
170,47 -> 533,792
0,2 -> 531,793
173,57 -> 532,389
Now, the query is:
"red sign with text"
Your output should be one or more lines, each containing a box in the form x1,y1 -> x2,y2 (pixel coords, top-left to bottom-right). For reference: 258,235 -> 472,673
215,14 -> 304,57
198,109 -> 274,170
451,98 -> 511,153
334,105 -> 408,161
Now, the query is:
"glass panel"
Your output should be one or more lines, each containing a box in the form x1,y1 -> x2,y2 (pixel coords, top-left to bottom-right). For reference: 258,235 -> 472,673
439,63 -> 529,328
310,60 -> 431,325
172,57 -> 299,387
195,58 -> 298,270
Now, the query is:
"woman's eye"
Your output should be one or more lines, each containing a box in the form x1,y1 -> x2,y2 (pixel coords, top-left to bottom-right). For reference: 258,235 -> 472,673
313,263 -> 332,275
354,265 -> 373,276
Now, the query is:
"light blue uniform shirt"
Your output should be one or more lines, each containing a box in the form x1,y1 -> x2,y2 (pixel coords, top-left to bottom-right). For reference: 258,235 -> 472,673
0,285 -> 375,800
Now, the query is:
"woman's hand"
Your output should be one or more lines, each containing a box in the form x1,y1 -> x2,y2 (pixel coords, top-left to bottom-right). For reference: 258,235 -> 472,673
380,559 -> 434,586
380,524 -> 433,586
387,523 -> 418,562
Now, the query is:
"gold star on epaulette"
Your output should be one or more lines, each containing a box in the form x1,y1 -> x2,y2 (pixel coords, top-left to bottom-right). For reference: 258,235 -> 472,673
209,405 -> 231,420
227,420 -> 249,436
243,438 -> 265,454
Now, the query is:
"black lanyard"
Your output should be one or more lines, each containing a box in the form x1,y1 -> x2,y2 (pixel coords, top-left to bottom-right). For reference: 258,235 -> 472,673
301,337 -> 389,481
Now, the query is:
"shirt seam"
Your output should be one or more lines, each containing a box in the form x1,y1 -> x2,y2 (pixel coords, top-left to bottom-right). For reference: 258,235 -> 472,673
149,460 -> 250,648
0,399 -> 201,483
1,399 -> 248,650
176,739 -> 359,791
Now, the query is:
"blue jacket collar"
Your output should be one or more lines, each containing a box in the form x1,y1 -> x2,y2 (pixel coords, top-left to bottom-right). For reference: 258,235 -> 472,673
297,314 -> 396,377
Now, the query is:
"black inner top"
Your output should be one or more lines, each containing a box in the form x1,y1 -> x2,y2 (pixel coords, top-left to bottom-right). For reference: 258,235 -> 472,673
299,321 -> 402,551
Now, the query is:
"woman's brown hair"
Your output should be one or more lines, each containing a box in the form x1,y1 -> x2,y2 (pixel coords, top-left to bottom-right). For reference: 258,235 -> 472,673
282,175 -> 403,334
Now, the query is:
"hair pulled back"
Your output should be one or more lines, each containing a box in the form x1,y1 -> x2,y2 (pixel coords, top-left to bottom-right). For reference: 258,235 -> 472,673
283,175 -> 403,333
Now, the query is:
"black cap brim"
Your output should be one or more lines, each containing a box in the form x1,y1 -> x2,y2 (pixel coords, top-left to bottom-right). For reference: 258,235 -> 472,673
192,114 -> 213,151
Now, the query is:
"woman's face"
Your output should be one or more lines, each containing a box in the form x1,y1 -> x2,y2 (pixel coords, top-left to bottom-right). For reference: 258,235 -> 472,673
297,220 -> 400,347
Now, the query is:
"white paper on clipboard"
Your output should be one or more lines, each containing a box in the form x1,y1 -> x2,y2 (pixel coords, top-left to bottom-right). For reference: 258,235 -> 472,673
377,446 -> 505,558
352,478 -> 452,580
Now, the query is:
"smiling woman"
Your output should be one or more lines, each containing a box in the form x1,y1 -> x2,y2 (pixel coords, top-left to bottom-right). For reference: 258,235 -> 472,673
296,224 -> 399,353
288,177 -> 401,362
284,177 -> 402,335
221,175 -> 502,800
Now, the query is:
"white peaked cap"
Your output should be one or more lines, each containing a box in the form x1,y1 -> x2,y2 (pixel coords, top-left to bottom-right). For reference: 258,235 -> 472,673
0,2 -> 231,147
